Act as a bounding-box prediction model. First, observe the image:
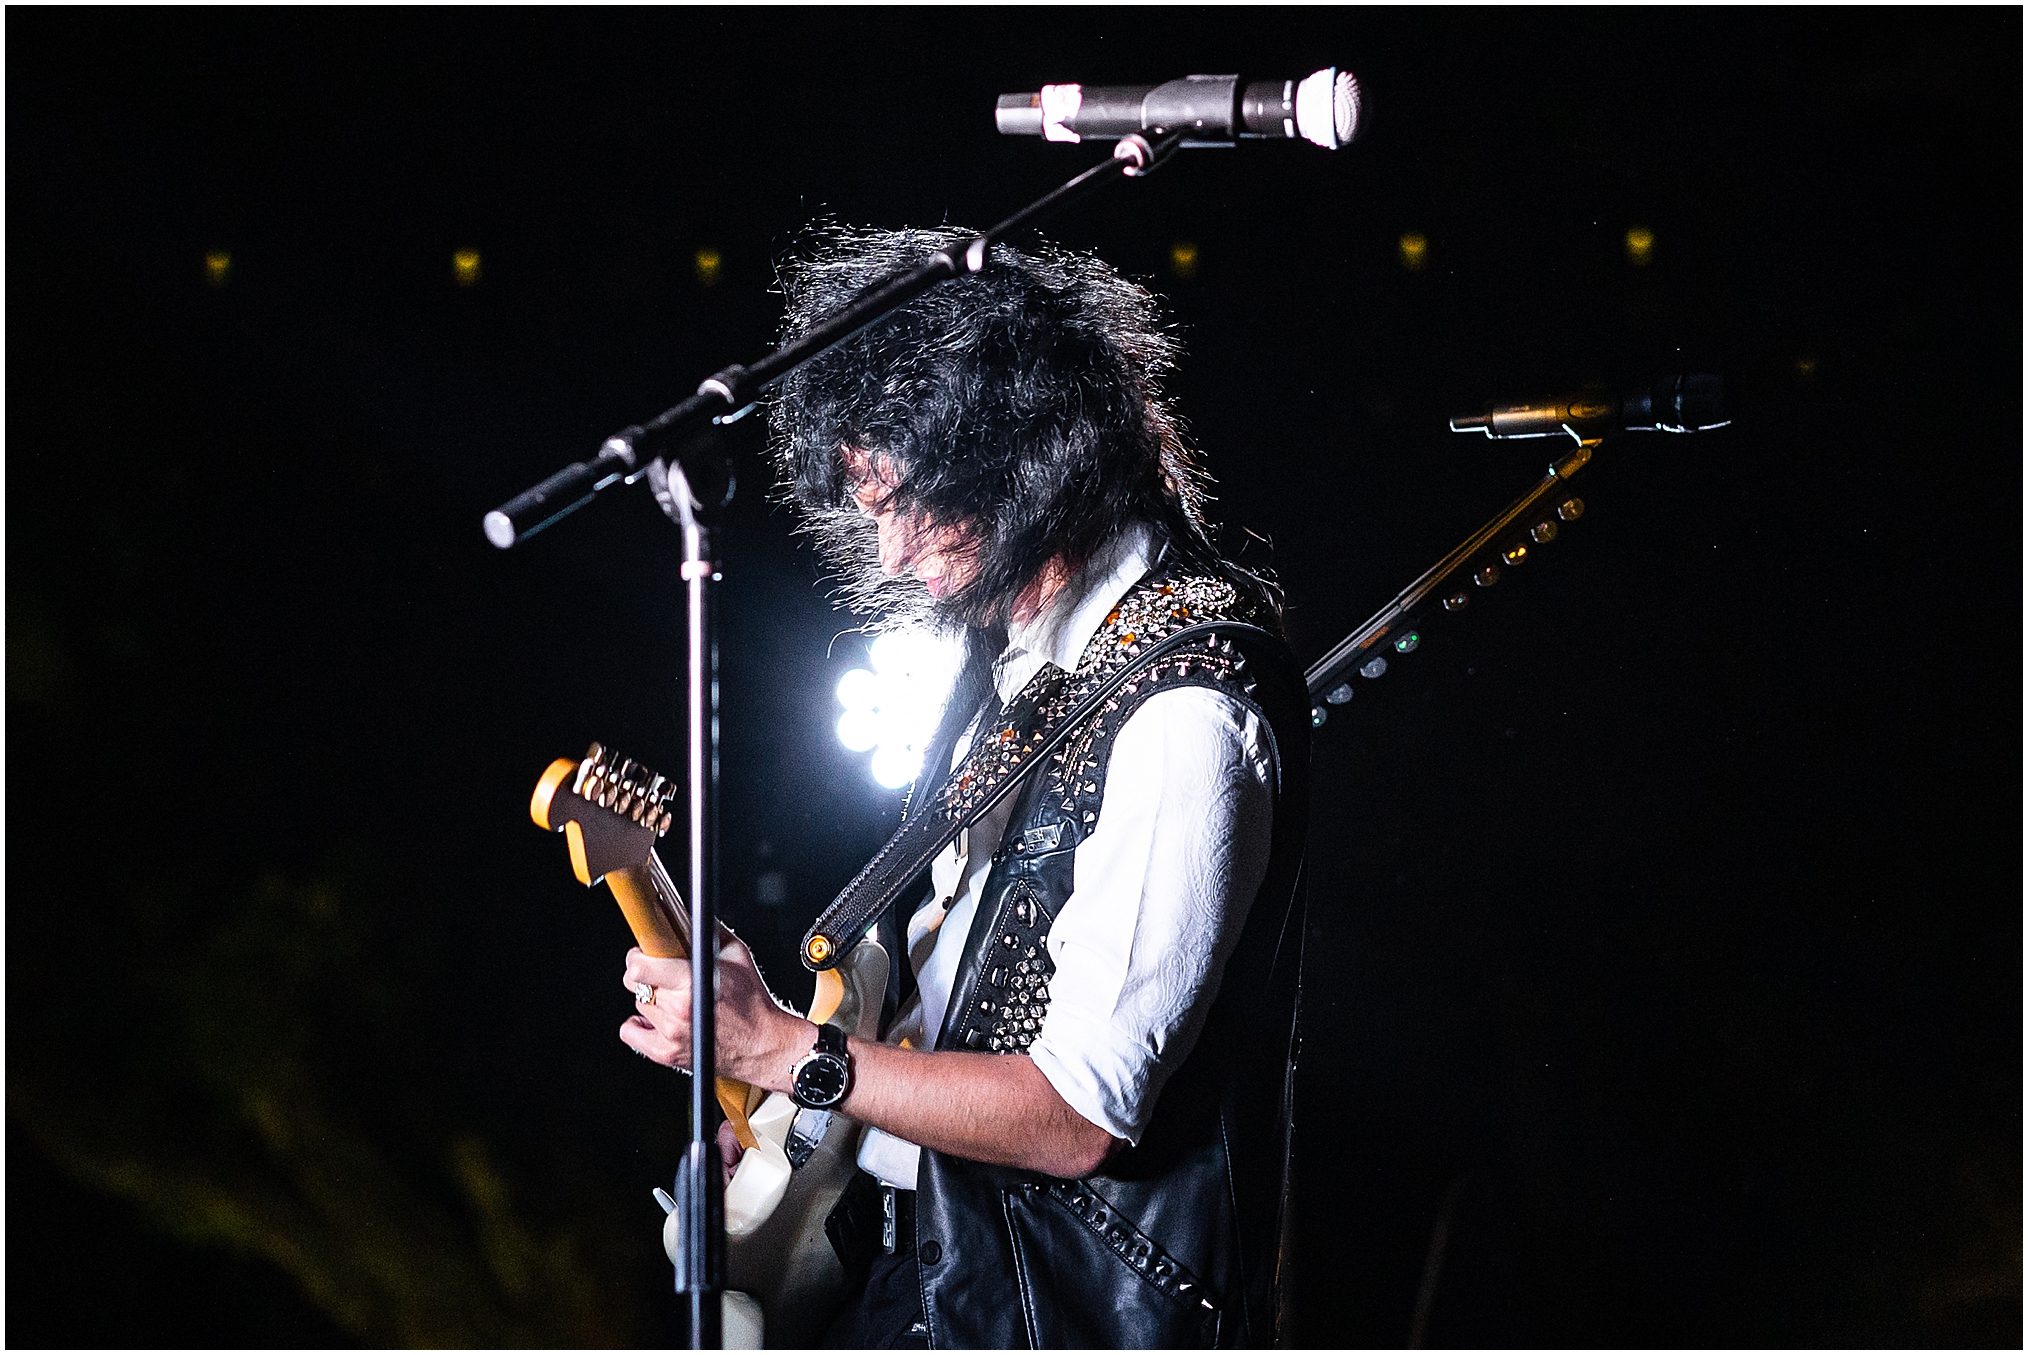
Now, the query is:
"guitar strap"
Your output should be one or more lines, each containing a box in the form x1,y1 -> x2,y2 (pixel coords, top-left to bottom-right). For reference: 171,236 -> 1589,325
799,618 -> 1275,972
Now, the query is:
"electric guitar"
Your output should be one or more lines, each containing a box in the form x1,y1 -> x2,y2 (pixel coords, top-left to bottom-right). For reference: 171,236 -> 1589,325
530,745 -> 889,1349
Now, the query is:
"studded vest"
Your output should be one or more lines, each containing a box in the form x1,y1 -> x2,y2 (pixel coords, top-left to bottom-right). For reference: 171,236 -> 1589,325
908,568 -> 1311,1349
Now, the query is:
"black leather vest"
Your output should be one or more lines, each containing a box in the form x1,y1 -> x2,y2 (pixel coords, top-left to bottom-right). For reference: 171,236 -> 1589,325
911,569 -> 1311,1348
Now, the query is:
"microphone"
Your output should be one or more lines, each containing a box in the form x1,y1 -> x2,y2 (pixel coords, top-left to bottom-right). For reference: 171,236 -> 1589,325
1449,374 -> 1731,442
996,69 -> 1364,149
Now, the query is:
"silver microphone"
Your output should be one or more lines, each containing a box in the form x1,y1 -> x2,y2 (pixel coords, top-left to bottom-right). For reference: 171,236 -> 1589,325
995,69 -> 1364,149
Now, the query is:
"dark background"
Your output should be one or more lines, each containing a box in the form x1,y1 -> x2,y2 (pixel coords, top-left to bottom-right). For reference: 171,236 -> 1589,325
7,8 -> 2020,1348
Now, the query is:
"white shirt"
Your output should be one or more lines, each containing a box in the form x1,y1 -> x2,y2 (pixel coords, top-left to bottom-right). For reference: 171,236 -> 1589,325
857,526 -> 1276,1190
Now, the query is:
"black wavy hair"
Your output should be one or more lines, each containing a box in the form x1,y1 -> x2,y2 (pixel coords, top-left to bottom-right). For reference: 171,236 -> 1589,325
768,225 -> 1274,633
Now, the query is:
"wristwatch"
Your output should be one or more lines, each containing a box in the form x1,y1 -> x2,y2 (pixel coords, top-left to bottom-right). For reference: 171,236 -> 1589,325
788,1023 -> 853,1111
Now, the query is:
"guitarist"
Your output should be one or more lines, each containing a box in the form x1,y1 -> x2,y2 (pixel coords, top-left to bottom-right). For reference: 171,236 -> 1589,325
621,227 -> 1311,1348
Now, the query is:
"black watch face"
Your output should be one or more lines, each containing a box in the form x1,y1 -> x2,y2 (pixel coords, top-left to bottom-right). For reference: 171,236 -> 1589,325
796,1055 -> 849,1107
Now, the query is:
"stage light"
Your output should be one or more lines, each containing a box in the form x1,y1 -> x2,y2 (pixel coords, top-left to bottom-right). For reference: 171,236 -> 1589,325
834,628 -> 964,789
1169,241 -> 1199,278
1624,226 -> 1654,266
695,248 -> 722,287
453,249 -> 482,286
1398,232 -> 1427,272
204,251 -> 231,286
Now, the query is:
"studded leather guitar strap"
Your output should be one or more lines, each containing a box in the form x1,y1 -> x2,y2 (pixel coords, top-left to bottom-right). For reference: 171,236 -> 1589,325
799,620 -> 1273,972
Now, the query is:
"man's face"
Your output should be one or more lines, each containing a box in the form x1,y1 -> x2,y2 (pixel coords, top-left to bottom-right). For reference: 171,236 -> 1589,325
843,446 -> 976,601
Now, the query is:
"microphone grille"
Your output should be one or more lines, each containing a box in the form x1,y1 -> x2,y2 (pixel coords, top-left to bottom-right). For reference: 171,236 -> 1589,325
1295,67 -> 1364,149
1333,69 -> 1363,146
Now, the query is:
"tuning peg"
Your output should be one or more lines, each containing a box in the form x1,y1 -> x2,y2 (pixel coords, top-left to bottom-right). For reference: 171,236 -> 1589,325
571,743 -> 678,826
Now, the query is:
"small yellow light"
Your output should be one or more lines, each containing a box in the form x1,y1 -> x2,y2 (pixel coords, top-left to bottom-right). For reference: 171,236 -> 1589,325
694,247 -> 722,287
1624,226 -> 1654,266
452,249 -> 482,286
1795,356 -> 1818,377
1169,241 -> 1199,278
204,251 -> 231,286
1398,232 -> 1428,272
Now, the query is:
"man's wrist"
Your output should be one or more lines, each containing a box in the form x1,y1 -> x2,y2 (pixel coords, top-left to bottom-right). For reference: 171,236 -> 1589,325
759,1016 -> 820,1093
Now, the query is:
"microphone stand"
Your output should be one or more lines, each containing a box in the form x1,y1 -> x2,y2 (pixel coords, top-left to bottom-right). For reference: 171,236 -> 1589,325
488,129 -> 1186,1350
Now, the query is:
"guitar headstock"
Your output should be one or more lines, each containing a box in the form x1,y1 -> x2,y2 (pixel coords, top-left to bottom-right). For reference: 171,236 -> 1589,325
530,742 -> 678,886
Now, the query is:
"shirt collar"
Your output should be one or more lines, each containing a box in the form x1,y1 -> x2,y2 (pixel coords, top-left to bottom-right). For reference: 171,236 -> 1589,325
993,523 -> 1159,704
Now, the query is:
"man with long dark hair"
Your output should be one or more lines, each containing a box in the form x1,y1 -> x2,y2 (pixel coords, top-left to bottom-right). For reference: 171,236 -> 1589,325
620,227 -> 1310,1348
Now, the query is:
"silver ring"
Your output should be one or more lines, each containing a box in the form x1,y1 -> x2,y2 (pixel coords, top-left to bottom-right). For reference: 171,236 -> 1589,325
634,982 -> 655,1006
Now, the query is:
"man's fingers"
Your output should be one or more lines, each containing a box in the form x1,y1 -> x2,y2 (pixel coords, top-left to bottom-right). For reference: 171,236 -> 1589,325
630,996 -> 688,1048
622,960 -> 692,1005
716,1117 -> 743,1187
624,949 -> 696,990
620,1015 -> 688,1069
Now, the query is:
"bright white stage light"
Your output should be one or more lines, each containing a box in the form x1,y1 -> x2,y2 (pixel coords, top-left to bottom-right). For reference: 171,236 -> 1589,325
870,744 -> 921,790
835,709 -> 879,752
835,628 -> 964,789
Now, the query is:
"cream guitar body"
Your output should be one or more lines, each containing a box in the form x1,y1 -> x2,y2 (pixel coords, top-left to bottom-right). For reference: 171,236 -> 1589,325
533,745 -> 887,1348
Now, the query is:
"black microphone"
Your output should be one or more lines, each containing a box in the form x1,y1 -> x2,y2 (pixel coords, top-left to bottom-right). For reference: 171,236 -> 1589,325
996,69 -> 1364,149
1449,374 -> 1731,441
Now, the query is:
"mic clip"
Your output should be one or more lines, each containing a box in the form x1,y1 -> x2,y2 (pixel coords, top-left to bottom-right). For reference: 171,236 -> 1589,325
1114,133 -> 1183,178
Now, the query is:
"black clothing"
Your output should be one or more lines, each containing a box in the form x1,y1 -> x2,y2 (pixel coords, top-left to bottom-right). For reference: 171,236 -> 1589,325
823,1182 -> 929,1350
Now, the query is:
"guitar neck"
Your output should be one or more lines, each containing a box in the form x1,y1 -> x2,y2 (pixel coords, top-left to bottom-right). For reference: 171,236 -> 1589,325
609,847 -> 763,1143
606,849 -> 692,960
1305,440 -> 1596,701
532,745 -> 760,1145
